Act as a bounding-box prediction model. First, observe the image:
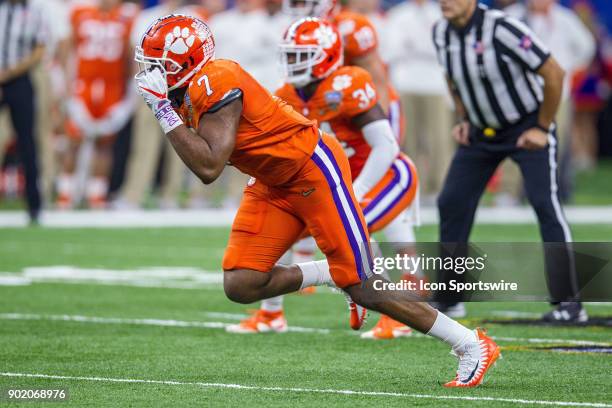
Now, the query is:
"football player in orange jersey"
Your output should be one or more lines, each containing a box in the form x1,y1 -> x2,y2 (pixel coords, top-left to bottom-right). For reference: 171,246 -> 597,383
279,0 -> 416,337
58,0 -> 138,209
283,0 -> 403,144
135,14 -> 500,387
228,18 -> 421,339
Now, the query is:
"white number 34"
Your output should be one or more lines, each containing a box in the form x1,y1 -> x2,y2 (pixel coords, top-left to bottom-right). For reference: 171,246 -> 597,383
352,83 -> 376,109
197,74 -> 213,96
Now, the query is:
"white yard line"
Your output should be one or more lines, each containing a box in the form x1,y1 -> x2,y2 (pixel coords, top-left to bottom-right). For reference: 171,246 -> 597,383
0,313 -> 330,334
204,312 -> 249,320
2,313 -> 610,346
584,302 -> 612,307
491,336 -> 611,347
0,372 -> 609,407
1,207 -> 611,227
0,266 -> 224,289
490,310 -> 542,318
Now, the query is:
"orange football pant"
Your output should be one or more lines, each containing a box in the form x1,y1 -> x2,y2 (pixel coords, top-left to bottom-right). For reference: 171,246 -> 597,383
222,133 -> 373,288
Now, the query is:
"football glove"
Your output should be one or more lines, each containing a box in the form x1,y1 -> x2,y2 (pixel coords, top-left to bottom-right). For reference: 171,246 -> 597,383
135,68 -> 183,134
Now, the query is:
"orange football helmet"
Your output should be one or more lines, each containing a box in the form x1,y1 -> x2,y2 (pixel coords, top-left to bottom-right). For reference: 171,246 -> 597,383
279,17 -> 343,87
282,0 -> 337,18
135,14 -> 215,91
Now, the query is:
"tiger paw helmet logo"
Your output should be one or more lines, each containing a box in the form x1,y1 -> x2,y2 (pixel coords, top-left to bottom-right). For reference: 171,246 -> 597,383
165,26 -> 196,55
313,25 -> 338,49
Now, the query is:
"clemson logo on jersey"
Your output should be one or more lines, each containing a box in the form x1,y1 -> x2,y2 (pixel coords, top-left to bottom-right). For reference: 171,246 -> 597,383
165,26 -> 196,55
337,20 -> 355,36
332,74 -> 352,91
312,25 -> 338,50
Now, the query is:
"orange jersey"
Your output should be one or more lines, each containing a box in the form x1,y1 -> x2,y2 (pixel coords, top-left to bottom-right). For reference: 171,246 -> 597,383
330,10 -> 404,143
275,66 -> 377,179
71,3 -> 137,117
71,4 -> 136,82
180,59 -> 319,186
331,10 -> 378,65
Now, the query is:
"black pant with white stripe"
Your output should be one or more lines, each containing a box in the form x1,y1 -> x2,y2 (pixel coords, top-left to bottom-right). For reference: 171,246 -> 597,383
436,114 -> 578,305
0,74 -> 41,220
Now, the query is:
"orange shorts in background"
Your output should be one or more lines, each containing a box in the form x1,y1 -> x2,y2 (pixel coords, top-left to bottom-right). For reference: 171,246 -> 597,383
222,133 -> 373,288
361,153 -> 418,233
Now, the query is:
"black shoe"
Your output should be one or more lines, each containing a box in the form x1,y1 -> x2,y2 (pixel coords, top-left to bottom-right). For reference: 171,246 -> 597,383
542,302 -> 588,323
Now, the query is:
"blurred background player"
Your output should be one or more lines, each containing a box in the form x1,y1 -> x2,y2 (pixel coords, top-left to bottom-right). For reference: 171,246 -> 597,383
283,0 -> 404,143
276,0 -> 419,337
227,18 -> 422,340
57,0 -> 138,209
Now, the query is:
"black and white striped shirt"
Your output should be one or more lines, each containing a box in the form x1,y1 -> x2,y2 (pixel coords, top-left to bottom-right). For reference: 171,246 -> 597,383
0,0 -> 46,70
433,4 -> 551,130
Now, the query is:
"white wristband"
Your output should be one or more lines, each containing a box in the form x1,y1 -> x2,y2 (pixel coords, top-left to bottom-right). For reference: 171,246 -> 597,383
153,99 -> 183,134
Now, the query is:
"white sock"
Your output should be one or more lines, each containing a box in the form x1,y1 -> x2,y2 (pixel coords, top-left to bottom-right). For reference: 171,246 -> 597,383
297,260 -> 332,289
261,295 -> 284,312
427,311 -> 478,353
86,177 -> 108,199
57,173 -> 74,197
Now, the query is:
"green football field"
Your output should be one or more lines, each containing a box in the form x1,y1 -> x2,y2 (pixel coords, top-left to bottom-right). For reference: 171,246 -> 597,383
0,224 -> 611,407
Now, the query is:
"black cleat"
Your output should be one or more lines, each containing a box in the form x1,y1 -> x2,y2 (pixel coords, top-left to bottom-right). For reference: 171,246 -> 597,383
542,302 -> 588,323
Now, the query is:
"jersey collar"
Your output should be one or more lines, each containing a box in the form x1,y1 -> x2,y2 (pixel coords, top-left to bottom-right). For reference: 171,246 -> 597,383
452,3 -> 486,34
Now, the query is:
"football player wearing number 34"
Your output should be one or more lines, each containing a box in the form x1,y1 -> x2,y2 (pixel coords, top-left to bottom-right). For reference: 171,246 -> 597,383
228,18 -> 422,340
134,14 -> 500,387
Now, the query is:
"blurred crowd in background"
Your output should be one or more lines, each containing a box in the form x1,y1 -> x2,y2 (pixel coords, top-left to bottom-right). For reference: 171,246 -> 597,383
0,0 -> 611,217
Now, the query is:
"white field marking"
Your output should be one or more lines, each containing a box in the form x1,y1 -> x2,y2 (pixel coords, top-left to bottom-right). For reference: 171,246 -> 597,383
490,310 -> 542,318
204,312 -> 249,320
406,332 -> 612,347
0,266 -> 223,289
491,336 -> 611,347
0,266 -> 341,294
584,302 -> 612,307
1,207 -> 612,227
0,274 -> 31,286
0,373 -> 610,407
2,313 -> 610,346
0,313 -> 330,335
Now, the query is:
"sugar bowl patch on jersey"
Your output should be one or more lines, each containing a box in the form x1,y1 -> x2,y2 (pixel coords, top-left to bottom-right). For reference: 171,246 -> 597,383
324,90 -> 342,111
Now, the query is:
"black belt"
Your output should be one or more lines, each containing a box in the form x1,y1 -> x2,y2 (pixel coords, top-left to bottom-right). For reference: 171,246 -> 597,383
471,111 -> 541,144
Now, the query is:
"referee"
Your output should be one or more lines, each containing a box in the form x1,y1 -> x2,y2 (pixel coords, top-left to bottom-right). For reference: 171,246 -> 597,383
432,1 -> 585,322
0,0 -> 46,223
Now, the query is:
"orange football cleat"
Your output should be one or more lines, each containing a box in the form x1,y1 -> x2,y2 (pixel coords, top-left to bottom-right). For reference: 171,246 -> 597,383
56,194 -> 73,210
346,296 -> 367,330
299,286 -> 317,295
87,196 -> 107,210
360,314 -> 412,339
225,309 -> 288,334
444,328 -> 501,388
